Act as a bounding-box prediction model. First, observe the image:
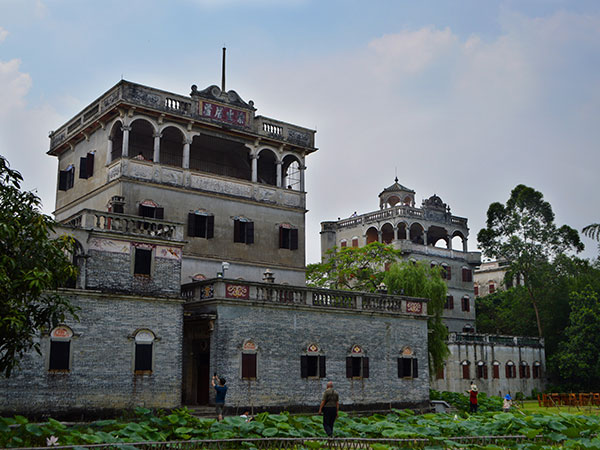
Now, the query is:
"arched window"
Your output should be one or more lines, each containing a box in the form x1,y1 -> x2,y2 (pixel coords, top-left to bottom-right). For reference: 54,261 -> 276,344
351,237 -> 359,248
301,344 -> 325,379
366,227 -> 378,244
461,296 -> 471,312
241,340 -> 257,379
463,324 -> 474,333
340,239 -> 347,248
134,329 -> 155,373
398,347 -> 418,379
461,360 -> 471,379
476,361 -> 488,379
533,361 -> 542,379
110,120 -> 123,161
505,361 -> 516,379
381,223 -> 394,244
489,281 -> 496,294
519,361 -> 531,379
492,360 -> 500,379
49,326 -> 73,372
282,155 -> 301,191
160,126 -> 184,167
130,119 -> 155,161
397,222 -> 407,240
257,149 -> 277,186
347,345 -> 369,379
474,284 -> 479,297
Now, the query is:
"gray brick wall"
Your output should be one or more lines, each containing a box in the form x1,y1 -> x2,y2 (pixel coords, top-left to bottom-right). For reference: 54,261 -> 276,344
0,291 -> 183,416
205,302 -> 430,412
86,249 -> 180,296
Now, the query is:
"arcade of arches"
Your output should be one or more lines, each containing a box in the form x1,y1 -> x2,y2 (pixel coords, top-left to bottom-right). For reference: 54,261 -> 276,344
364,223 -> 468,251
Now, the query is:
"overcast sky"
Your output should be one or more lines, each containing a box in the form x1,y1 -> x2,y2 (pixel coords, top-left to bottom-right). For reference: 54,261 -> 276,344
1,0 -> 599,263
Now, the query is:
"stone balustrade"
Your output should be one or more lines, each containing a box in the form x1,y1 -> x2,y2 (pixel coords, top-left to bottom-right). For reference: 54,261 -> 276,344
181,279 -> 428,316
450,332 -> 544,347
337,205 -> 467,229
62,209 -> 185,241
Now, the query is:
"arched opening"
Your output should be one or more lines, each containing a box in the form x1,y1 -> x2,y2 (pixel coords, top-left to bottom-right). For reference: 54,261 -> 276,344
381,223 -> 394,244
452,231 -> 465,251
428,225 -> 449,248
387,195 -> 400,207
366,227 -> 378,244
110,121 -> 123,161
160,126 -> 184,167
282,155 -> 301,190
129,119 -> 155,161
409,223 -> 424,245
257,149 -> 277,186
403,196 -> 413,206
397,222 -> 407,240
189,134 -> 251,180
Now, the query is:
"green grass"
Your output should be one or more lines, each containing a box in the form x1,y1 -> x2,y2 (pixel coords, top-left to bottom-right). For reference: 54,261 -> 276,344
516,399 -> 600,415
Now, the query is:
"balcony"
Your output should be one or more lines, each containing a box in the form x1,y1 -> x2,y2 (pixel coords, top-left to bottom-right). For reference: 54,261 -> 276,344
62,209 -> 185,242
182,279 -> 428,317
449,332 -> 544,348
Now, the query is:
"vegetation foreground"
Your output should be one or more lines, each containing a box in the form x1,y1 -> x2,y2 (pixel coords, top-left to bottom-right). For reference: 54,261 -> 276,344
3,402 -> 600,450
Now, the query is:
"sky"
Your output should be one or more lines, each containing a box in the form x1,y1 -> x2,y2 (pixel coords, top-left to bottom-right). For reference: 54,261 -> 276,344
1,0 -> 599,264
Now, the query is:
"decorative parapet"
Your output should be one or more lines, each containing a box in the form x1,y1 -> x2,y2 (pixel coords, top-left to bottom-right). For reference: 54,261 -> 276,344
449,332 -> 544,348
336,205 -> 468,229
62,209 -> 185,242
182,279 -> 428,317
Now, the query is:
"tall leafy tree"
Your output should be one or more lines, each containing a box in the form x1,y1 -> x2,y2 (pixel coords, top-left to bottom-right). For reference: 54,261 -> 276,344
384,261 -> 449,376
306,242 -> 403,292
0,156 -> 78,377
477,184 -> 583,337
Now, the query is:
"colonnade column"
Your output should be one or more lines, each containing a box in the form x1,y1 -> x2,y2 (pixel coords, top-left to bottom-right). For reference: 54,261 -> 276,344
448,236 -> 453,250
299,165 -> 306,191
276,160 -> 282,187
378,230 -> 383,243
463,238 -> 468,253
405,227 -> 409,240
153,132 -> 161,163
182,138 -> 191,169
423,230 -> 428,246
106,136 -> 113,164
251,154 -> 258,183
121,125 -> 131,158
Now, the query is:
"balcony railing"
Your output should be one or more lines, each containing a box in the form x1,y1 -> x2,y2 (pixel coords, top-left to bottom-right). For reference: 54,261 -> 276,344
62,209 -> 185,241
182,279 -> 428,317
449,332 -> 544,347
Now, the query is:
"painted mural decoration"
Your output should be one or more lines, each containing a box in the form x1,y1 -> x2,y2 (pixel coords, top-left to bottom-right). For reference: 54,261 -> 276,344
406,301 -> 423,314
225,284 -> 250,299
88,237 -> 129,254
307,344 -> 320,353
201,101 -> 247,127
51,326 -> 73,339
157,246 -> 182,261
200,284 -> 214,299
351,344 -> 364,354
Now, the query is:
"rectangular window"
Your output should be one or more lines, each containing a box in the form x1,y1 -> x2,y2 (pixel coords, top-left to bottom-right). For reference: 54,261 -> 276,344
340,241 -> 347,248
462,268 -> 473,282
279,226 -> 298,250
347,356 -> 370,378
474,285 -> 479,296
134,248 -> 152,275
234,219 -> 254,244
242,353 -> 257,379
435,366 -> 444,380
461,297 -> 470,312
489,283 -> 495,294
188,213 -> 214,239
397,357 -> 418,378
79,152 -> 95,179
49,341 -> 70,371
445,295 -> 454,310
139,204 -> 164,219
135,343 -> 153,372
301,355 -> 326,378
58,166 -> 75,191
493,364 -> 500,379
351,238 -> 358,248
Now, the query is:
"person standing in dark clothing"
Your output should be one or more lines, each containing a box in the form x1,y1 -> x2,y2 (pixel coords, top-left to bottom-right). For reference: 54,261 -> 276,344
211,374 -> 228,421
318,381 -> 339,437
469,382 -> 478,413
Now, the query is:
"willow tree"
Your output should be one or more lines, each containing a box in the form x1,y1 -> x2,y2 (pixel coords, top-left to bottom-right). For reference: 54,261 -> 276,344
384,261 -> 449,377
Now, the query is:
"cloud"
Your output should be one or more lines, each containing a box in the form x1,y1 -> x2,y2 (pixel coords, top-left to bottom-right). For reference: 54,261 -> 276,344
0,26 -> 8,43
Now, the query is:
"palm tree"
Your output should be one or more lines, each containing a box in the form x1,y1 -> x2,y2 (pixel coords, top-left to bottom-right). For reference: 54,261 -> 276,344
582,224 -> 600,241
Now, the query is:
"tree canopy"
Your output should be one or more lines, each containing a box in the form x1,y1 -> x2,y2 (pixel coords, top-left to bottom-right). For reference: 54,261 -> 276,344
477,184 -> 583,337
0,156 -> 78,377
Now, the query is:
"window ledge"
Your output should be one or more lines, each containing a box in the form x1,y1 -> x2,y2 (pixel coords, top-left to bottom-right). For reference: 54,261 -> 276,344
134,370 -> 153,375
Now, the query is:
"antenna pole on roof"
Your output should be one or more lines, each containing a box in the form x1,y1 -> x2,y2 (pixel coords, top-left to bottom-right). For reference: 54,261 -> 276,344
221,47 -> 226,92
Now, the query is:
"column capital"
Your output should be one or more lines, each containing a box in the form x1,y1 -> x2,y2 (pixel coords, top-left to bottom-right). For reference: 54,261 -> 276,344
183,137 -> 193,145
276,160 -> 283,165
121,125 -> 132,132
153,132 -> 162,138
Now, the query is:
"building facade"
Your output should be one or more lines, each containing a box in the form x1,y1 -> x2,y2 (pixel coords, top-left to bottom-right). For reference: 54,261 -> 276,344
320,179 -> 482,333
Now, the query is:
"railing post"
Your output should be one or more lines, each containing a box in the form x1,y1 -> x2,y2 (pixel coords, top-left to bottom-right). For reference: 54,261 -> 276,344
355,295 -> 362,310
214,280 -> 226,298
306,290 -> 313,306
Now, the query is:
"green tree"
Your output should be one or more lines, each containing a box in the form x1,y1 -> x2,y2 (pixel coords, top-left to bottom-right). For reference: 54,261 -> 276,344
582,223 -> 600,241
306,242 -> 403,292
0,156 -> 78,377
552,286 -> 600,391
384,261 -> 449,377
477,184 -> 583,337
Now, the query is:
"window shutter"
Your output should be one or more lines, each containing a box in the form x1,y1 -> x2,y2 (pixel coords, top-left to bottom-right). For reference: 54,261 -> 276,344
397,358 -> 402,378
291,229 -> 298,250
79,157 -> 88,179
505,364 -> 511,378
139,204 -> 145,217
49,341 -> 70,370
319,355 -> 326,378
484,365 -> 488,379
449,296 -> 454,309
279,226 -> 284,248
155,207 -> 164,220
527,366 -> 531,378
206,215 -> 214,239
412,358 -> 418,378
188,213 -> 196,237
346,357 -> 353,378
67,168 -> 74,189
462,364 -> 470,379
234,220 -> 241,242
246,221 -> 254,244
59,170 -> 68,190
446,266 -> 451,280
300,355 -> 308,378
135,343 -> 153,371
86,152 -> 94,177
493,364 -> 499,379
242,353 -> 256,379
362,357 -> 369,378
402,358 -> 412,377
